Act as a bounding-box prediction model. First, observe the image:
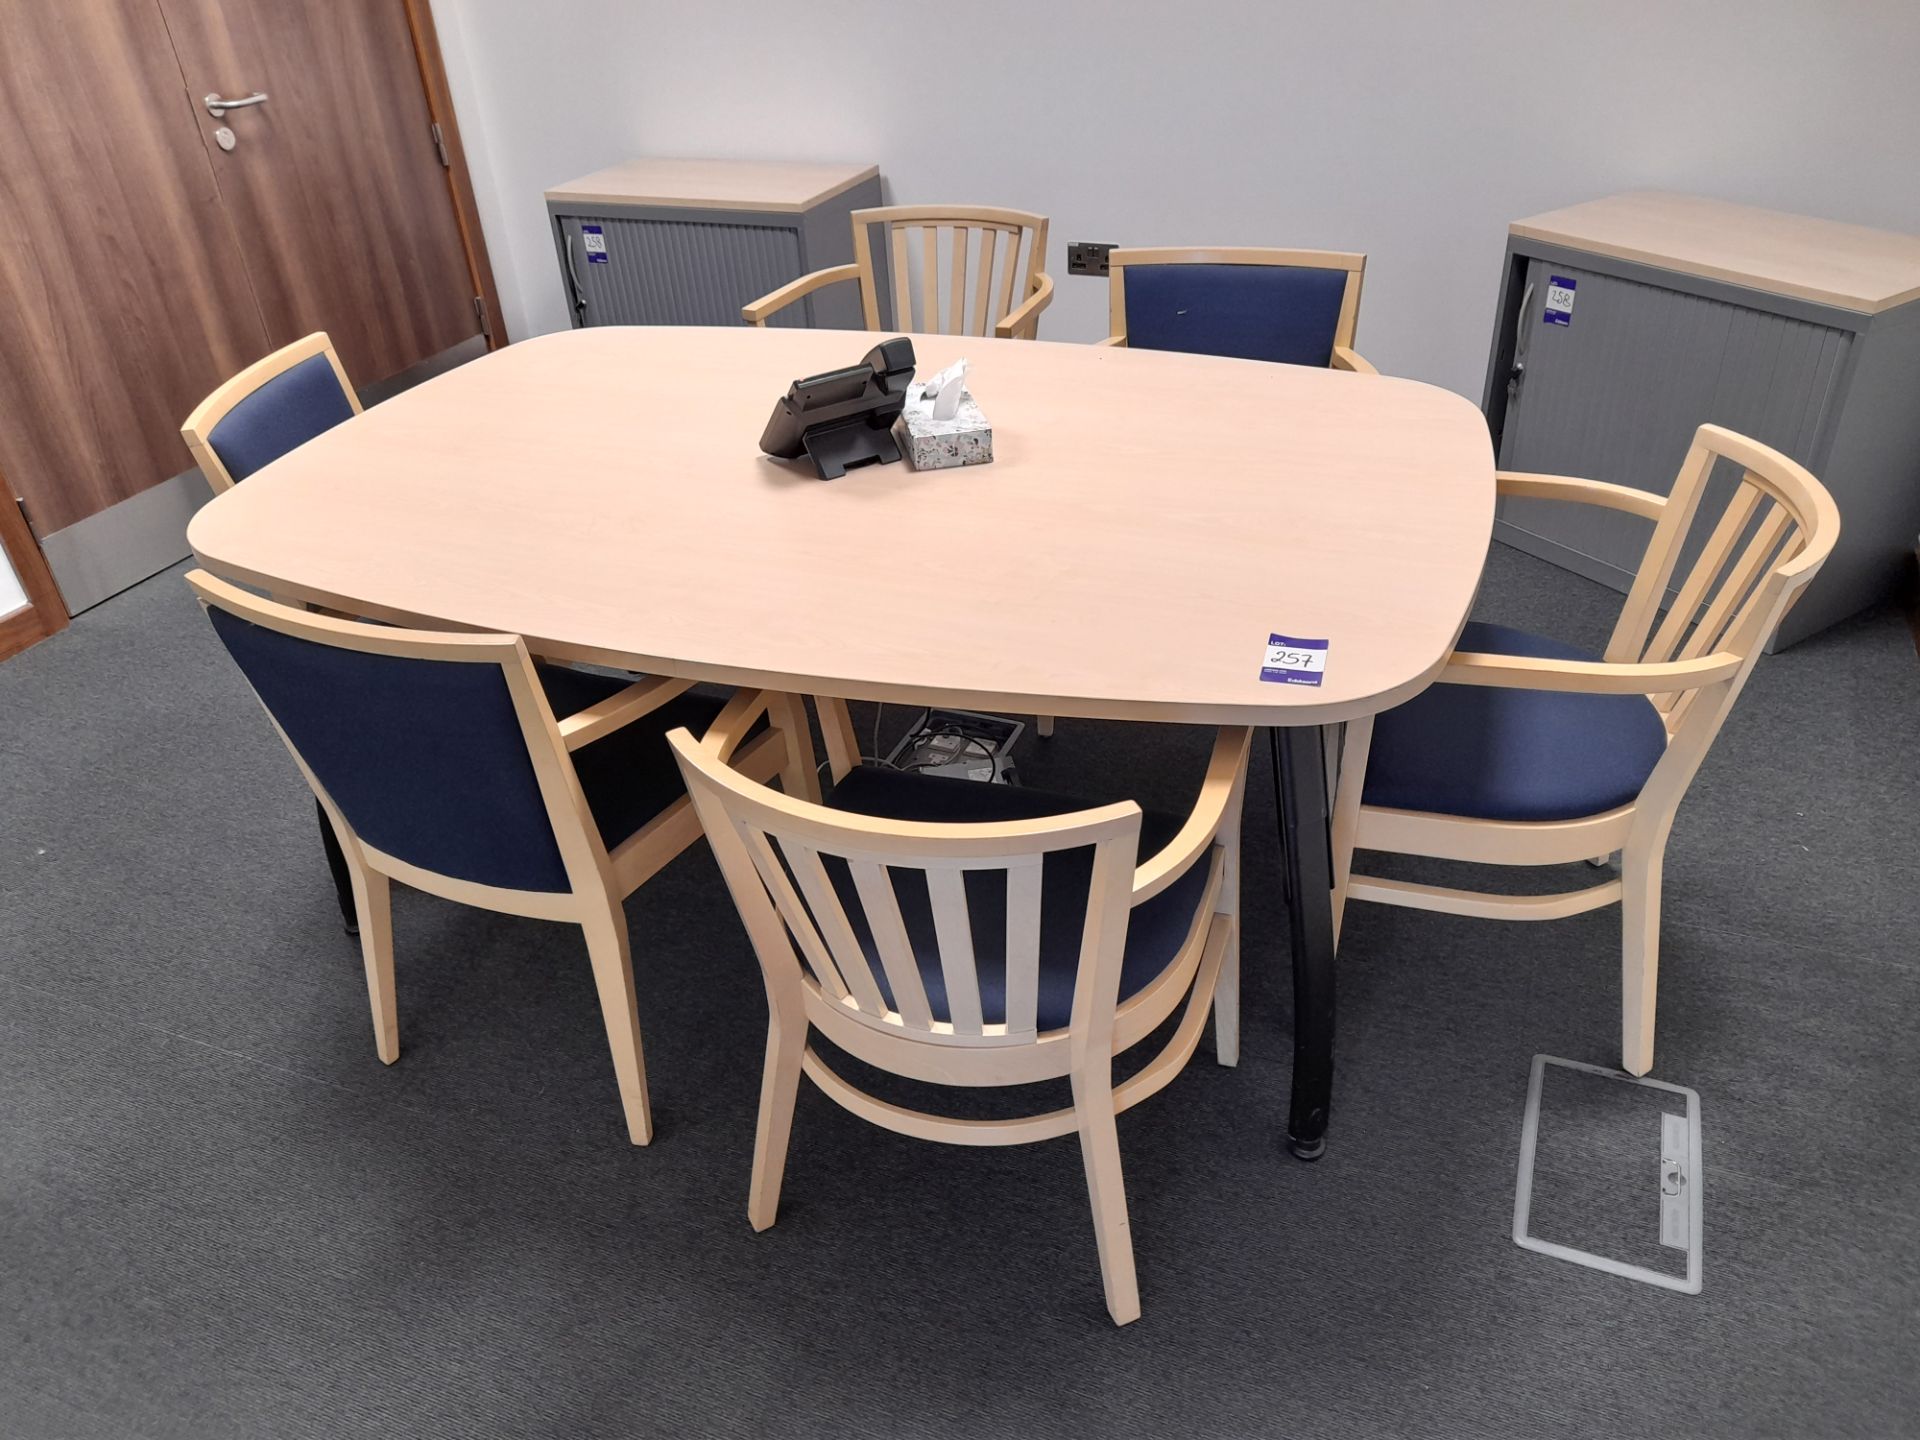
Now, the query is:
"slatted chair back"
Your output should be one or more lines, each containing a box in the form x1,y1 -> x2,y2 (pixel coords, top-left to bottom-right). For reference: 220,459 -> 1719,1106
188,570 -> 604,901
1335,425 -> 1838,1079
852,205 -> 1052,340
1106,247 -> 1367,368
672,714 -> 1247,1324
674,737 -> 1145,1046
182,333 -> 360,493
1607,424 -> 1841,742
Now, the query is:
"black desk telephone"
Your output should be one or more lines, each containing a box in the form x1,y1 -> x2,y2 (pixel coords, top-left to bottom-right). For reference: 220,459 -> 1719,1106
759,337 -> 916,480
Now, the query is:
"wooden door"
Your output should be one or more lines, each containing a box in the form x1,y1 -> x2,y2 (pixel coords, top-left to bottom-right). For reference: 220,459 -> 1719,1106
159,0 -> 484,385
0,1 -> 270,538
0,0 -> 497,627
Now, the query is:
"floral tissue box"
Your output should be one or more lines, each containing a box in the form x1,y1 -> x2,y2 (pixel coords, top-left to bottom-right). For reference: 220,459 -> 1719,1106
893,381 -> 993,470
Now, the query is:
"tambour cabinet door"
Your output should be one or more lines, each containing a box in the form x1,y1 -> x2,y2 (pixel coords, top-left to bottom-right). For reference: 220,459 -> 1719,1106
556,214 -> 810,328
1496,257 -> 1853,589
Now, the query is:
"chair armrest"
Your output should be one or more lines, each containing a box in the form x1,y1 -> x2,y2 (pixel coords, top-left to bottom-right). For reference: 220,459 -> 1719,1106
1097,333 -> 1127,348
742,264 -> 862,327
558,675 -> 697,751
994,271 -> 1055,340
1132,727 -> 1252,902
1440,649 -> 1743,695
1496,471 -> 1667,521
1330,345 -> 1378,375
698,688 -> 778,764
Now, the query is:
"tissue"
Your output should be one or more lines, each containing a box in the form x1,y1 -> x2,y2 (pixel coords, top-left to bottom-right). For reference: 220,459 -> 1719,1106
921,358 -> 970,421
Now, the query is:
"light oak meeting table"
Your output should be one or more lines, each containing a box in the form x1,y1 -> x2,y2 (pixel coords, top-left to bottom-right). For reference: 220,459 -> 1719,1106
187,325 -> 1496,1160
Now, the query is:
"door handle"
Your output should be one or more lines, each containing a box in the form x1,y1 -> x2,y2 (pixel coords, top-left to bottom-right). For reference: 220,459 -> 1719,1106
205,92 -> 268,118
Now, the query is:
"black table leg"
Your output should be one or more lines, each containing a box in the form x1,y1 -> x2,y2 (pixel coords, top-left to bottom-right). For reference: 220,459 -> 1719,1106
1271,725 -> 1336,1161
316,798 -> 358,936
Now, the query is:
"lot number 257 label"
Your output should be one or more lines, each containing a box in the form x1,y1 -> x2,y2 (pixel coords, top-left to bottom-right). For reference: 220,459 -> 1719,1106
1260,634 -> 1328,686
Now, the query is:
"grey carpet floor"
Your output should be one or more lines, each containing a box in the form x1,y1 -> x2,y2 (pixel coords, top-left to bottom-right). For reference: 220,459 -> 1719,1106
2,545 -> 1916,1439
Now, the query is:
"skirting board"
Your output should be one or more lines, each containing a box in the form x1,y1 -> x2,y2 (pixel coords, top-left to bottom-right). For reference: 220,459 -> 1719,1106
357,333 -> 487,408
1494,517 -> 1636,595
39,467 -> 211,615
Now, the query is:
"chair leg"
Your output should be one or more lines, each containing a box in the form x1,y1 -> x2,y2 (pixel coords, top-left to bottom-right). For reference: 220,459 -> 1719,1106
579,897 -> 654,1145
1036,715 -> 1055,739
1212,916 -> 1241,1067
316,798 -> 358,935
1329,716 -> 1372,947
1620,842 -> 1664,1077
1070,1066 -> 1140,1326
816,695 -> 860,783
769,692 -> 821,804
349,861 -> 398,1065
1214,776 -> 1244,1067
748,994 -> 808,1232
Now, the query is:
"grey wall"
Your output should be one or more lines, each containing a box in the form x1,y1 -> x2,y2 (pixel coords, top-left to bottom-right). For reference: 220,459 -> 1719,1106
429,0 -> 1920,399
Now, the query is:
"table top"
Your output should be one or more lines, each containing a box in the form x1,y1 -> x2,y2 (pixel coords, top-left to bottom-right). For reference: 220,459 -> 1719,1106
544,158 -> 879,214
1510,191 -> 1920,314
187,327 -> 1495,726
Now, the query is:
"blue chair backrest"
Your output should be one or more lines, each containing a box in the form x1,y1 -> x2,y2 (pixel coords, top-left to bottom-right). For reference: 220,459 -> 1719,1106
207,353 -> 356,483
205,606 -> 574,892
1122,263 -> 1348,367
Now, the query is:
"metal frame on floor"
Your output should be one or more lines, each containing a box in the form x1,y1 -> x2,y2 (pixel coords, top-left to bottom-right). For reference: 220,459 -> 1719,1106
1512,1053 -> 1703,1295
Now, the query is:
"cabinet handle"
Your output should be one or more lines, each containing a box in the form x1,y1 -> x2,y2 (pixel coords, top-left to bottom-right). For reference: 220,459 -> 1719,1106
564,231 -> 588,318
1507,279 -> 1534,398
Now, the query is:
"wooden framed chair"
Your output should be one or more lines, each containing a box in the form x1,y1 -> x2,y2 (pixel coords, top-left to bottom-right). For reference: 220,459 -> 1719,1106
671,695 -> 1249,1325
182,332 -> 361,494
183,333 -> 371,929
180,332 -> 668,935
1103,247 -> 1376,373
186,569 -> 816,1145
1334,425 -> 1840,1075
743,205 -> 1054,340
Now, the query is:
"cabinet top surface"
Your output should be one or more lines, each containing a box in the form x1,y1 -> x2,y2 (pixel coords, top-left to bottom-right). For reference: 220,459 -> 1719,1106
544,157 -> 879,213
1510,191 -> 1920,314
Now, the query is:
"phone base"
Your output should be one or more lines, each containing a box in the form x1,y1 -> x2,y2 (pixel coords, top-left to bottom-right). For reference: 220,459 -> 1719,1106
802,416 -> 903,480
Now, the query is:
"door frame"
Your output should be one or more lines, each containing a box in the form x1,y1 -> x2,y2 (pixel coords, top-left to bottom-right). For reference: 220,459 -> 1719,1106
0,481 -> 67,660
402,0 -> 507,350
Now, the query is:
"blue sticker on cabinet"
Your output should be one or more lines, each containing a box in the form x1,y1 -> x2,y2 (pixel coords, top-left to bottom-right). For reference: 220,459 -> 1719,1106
582,224 -> 609,264
1543,275 -> 1576,325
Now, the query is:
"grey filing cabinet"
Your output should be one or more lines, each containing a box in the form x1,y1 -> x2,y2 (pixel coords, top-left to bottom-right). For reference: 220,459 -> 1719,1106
545,157 -> 882,331
1481,191 -> 1920,647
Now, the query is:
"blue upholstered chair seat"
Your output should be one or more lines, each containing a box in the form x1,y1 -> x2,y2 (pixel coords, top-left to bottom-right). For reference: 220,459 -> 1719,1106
1362,622 -> 1669,822
821,767 -> 1213,1030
